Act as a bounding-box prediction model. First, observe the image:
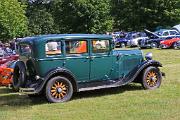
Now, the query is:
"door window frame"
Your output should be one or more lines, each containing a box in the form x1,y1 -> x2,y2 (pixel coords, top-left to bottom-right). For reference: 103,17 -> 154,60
64,39 -> 89,57
90,39 -> 111,56
45,39 -> 63,58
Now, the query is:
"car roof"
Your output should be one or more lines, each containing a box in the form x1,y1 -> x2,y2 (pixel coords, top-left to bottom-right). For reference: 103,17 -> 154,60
17,34 -> 112,44
155,29 -> 177,33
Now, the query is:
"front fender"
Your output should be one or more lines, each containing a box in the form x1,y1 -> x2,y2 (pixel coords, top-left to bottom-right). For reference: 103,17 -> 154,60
116,60 -> 162,85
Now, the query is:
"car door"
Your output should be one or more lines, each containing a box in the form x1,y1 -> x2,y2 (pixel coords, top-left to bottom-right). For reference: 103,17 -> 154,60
63,39 -> 90,82
90,39 -> 113,81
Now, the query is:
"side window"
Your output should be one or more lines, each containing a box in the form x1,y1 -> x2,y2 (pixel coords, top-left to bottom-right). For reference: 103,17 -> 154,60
65,40 -> 87,54
170,31 -> 178,35
163,32 -> 169,36
92,40 -> 110,53
45,41 -> 61,56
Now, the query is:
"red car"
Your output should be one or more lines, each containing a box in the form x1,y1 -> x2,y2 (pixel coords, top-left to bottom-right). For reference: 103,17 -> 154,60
160,37 -> 180,49
0,61 -> 15,86
0,50 -> 19,65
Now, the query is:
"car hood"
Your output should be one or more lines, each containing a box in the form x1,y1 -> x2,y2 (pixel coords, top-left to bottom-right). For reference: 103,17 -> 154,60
112,49 -> 143,56
144,29 -> 160,39
115,38 -> 127,42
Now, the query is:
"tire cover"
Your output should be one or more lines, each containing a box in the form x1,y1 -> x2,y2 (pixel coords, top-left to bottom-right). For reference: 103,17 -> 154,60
12,61 -> 26,90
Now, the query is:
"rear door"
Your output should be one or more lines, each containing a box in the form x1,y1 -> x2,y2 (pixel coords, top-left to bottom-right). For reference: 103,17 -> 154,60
63,39 -> 90,82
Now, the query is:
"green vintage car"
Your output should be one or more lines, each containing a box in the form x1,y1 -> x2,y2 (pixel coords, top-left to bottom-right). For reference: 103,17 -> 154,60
13,34 -> 164,103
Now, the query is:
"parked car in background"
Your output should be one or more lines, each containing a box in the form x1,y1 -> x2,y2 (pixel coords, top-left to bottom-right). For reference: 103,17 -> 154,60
126,32 -> 148,47
139,37 -> 169,49
175,40 -> 180,49
154,29 -> 180,38
0,60 -> 16,86
160,37 -> 180,49
172,24 -> 180,33
115,32 -> 148,47
139,29 -> 180,49
13,34 -> 164,103
0,48 -> 19,65
114,32 -> 129,47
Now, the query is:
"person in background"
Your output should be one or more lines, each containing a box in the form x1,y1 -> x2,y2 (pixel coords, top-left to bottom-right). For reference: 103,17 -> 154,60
4,43 -> 13,55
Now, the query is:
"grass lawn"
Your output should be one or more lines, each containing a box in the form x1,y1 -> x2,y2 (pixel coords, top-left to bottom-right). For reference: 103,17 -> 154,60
0,49 -> 180,120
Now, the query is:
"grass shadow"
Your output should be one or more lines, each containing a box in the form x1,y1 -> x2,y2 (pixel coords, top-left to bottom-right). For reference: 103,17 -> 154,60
0,87 -> 47,107
0,83 -> 143,107
73,83 -> 143,100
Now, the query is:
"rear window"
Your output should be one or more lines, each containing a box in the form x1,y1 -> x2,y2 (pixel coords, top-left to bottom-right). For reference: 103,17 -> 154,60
20,44 -> 31,55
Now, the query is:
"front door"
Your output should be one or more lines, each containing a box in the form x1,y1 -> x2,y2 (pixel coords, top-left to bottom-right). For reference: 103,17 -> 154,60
90,40 -> 113,81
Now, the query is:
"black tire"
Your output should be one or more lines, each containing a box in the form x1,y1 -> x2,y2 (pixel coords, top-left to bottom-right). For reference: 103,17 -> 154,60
12,61 -> 26,91
173,42 -> 178,49
142,66 -> 162,90
151,42 -> 158,49
46,76 -> 73,103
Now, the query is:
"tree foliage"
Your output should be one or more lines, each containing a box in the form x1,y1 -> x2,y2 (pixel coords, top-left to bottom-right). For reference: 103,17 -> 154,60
0,0 -> 28,41
0,0 -> 180,40
49,0 -> 113,33
111,0 -> 180,31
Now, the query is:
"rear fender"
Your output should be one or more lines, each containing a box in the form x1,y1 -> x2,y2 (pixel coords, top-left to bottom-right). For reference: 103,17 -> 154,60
36,67 -> 78,93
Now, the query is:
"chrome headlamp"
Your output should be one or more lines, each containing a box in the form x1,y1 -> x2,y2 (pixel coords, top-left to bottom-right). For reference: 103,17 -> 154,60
145,52 -> 153,60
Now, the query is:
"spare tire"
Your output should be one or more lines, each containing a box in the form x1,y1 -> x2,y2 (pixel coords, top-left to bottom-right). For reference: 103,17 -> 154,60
12,61 -> 26,91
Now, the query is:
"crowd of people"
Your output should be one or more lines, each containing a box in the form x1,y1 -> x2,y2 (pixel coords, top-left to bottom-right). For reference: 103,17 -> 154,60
0,41 -> 16,56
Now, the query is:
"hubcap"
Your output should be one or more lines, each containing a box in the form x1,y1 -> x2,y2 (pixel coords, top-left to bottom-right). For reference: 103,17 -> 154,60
51,81 -> 67,99
151,43 -> 157,48
146,71 -> 158,87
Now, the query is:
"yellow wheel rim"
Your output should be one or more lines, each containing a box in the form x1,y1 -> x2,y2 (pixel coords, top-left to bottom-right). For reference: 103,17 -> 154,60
146,71 -> 158,87
51,81 -> 67,99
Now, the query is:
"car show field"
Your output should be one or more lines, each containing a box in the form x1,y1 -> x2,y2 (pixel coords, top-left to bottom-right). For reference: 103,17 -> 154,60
0,49 -> 179,120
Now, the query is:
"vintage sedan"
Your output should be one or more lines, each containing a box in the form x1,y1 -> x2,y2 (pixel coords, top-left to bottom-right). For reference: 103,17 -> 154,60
13,34 -> 164,103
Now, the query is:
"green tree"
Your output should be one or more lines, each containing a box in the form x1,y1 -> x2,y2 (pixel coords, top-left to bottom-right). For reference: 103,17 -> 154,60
51,0 -> 113,33
27,8 -> 56,35
0,0 -> 28,41
112,0 -> 180,31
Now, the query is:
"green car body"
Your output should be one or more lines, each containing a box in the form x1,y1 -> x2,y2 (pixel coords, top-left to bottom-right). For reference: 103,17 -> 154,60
13,34 -> 164,102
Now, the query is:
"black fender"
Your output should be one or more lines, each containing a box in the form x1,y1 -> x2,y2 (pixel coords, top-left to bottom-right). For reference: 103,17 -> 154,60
116,60 -> 162,85
36,67 -> 78,93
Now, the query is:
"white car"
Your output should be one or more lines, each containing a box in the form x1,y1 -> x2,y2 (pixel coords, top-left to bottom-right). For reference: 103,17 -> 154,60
126,32 -> 148,47
172,24 -> 180,33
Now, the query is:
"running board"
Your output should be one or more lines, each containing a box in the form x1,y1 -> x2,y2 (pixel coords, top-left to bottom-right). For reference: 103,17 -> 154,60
19,88 -> 36,94
79,84 -> 120,92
